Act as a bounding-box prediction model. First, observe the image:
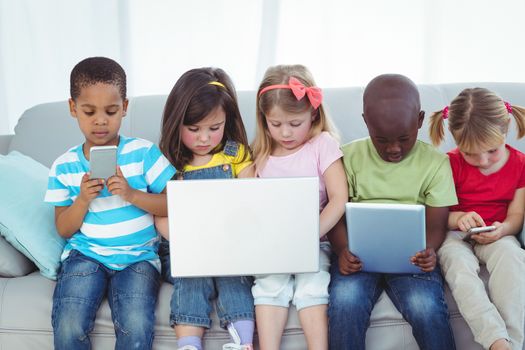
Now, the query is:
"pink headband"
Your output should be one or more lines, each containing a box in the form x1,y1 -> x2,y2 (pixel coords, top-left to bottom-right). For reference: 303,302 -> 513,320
504,101 -> 513,114
259,77 -> 323,109
442,106 -> 449,120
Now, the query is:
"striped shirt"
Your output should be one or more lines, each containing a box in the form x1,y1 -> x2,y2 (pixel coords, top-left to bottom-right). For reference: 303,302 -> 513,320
44,135 -> 176,271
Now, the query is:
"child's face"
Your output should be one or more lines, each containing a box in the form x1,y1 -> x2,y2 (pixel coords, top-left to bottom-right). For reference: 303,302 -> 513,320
181,106 -> 226,158
69,82 -> 127,152
460,141 -> 507,173
364,105 -> 424,163
265,106 -> 314,156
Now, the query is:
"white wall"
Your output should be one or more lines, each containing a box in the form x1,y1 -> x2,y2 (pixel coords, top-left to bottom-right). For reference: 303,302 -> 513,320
1,0 -> 524,134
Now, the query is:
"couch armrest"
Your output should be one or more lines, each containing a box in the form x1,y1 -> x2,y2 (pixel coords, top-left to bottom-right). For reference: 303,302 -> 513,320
0,134 -> 13,155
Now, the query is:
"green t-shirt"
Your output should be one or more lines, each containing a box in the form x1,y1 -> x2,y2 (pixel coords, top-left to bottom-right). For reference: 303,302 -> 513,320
342,138 -> 457,207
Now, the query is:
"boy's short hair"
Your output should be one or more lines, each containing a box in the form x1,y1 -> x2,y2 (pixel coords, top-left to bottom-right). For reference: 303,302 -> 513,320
70,57 -> 126,101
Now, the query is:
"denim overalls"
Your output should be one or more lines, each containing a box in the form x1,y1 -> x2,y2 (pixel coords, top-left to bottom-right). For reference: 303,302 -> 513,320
159,140 -> 255,329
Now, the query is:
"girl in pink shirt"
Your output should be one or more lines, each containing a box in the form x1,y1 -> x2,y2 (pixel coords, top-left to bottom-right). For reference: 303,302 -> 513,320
251,64 -> 348,350
429,88 -> 525,350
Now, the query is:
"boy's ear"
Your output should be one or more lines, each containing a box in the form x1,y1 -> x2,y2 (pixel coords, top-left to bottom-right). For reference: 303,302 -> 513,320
362,112 -> 368,125
417,110 -> 425,129
68,98 -> 77,118
122,98 -> 129,117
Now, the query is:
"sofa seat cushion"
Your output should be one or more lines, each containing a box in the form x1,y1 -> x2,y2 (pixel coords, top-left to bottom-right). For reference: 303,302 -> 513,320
0,273 -> 307,349
0,268 -> 490,350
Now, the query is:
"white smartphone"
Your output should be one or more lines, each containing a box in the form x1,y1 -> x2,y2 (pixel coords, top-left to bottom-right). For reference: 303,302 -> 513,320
463,225 -> 497,242
467,225 -> 497,234
89,145 -> 117,180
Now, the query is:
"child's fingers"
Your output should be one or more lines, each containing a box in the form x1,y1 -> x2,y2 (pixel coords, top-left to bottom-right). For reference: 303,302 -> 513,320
339,251 -> 361,274
116,165 -> 123,177
414,255 -> 436,271
466,216 -> 480,230
340,261 -> 362,275
472,213 -> 486,227
85,179 -> 103,190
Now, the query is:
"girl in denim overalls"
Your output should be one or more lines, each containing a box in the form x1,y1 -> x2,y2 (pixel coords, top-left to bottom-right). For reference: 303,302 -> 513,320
251,64 -> 348,350
155,68 -> 255,350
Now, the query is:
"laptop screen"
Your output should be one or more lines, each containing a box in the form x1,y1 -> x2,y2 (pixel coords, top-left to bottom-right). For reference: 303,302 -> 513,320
167,177 -> 320,277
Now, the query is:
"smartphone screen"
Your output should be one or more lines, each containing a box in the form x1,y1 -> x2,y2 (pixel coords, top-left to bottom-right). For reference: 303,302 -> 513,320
89,145 -> 117,179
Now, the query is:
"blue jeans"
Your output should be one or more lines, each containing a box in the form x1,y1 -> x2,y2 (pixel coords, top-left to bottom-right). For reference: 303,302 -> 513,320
159,144 -> 255,329
328,254 -> 455,350
52,250 -> 160,350
160,239 -> 254,329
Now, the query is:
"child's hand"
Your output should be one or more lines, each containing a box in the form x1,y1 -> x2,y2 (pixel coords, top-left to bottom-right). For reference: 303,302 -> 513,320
106,166 -> 136,202
338,248 -> 362,275
411,248 -> 436,272
471,221 -> 504,245
457,211 -> 486,232
78,173 -> 104,204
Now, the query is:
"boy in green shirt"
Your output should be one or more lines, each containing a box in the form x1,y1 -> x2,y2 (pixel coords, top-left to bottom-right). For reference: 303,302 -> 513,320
328,74 -> 457,350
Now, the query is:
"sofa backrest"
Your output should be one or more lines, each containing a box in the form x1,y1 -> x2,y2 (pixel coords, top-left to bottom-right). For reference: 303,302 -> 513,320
9,82 -> 525,168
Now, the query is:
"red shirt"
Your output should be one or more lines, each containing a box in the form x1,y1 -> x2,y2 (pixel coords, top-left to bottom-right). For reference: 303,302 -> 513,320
448,145 -> 525,224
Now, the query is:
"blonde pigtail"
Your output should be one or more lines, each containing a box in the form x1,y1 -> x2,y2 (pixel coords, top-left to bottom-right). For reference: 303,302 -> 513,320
428,110 -> 446,147
509,104 -> 525,139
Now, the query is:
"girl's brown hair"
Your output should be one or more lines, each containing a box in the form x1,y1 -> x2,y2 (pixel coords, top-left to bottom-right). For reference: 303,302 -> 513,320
159,67 -> 250,171
252,64 -> 338,170
429,87 -> 525,152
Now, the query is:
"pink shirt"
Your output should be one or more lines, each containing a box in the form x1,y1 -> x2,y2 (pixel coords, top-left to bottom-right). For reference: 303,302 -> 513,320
258,131 -> 343,210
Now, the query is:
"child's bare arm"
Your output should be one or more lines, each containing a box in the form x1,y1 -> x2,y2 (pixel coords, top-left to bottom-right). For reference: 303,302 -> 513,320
237,163 -> 255,178
106,166 -> 168,216
496,187 -> 525,236
412,206 -> 449,272
55,174 -> 104,237
473,187 -> 525,244
448,211 -> 465,230
319,159 -> 348,237
327,216 -> 362,274
154,216 -> 169,239
448,210 -> 485,231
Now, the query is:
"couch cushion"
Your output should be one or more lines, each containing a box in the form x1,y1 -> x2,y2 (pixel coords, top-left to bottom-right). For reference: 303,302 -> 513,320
0,235 -> 35,277
0,274 -> 307,349
0,151 -> 65,280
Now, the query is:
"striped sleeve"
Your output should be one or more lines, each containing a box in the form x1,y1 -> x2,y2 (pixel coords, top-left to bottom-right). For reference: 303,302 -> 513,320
45,154 -> 76,206
143,144 -> 176,193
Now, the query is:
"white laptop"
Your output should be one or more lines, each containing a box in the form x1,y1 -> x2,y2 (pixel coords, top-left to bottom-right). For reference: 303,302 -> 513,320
167,177 -> 320,277
345,202 -> 426,274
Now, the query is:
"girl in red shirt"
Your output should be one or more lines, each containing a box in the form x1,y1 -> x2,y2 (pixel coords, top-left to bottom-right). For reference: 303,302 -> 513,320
429,87 -> 525,350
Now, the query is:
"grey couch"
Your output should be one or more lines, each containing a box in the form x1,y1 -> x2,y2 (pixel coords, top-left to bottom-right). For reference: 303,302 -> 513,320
1,82 -> 525,350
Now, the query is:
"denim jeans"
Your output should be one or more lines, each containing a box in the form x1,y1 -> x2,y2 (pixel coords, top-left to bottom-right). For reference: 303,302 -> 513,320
160,239 -> 254,329
52,250 -> 160,350
328,254 -> 455,350
159,147 -> 255,329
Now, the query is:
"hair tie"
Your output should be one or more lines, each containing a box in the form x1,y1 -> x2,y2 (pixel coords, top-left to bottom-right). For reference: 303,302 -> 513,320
442,106 -> 449,120
209,81 -> 226,89
504,101 -> 513,114
259,77 -> 323,109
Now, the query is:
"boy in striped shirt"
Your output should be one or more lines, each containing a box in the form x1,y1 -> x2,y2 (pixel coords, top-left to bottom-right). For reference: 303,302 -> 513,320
44,57 -> 176,350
